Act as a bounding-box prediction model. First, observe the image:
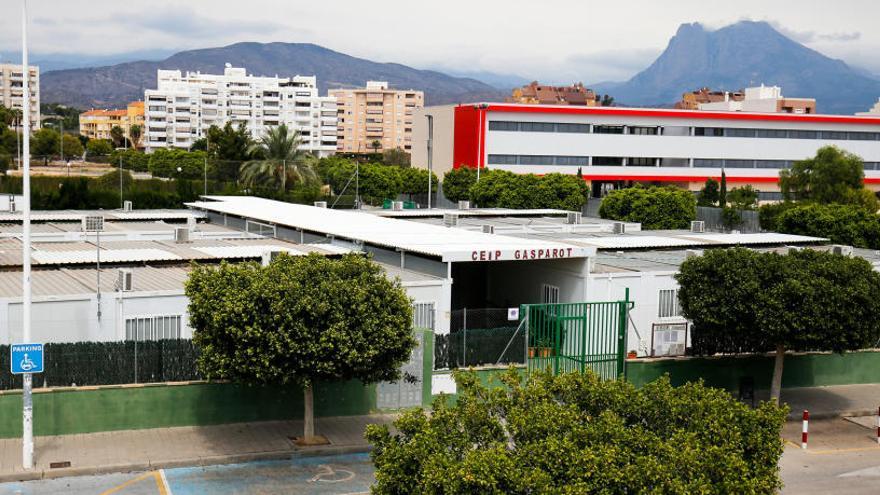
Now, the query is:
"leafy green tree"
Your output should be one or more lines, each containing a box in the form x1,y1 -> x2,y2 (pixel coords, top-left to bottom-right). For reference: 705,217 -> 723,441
599,185 -> 697,229
399,167 -> 438,196
368,369 -> 786,494
95,169 -> 134,190
40,103 -> 80,131
128,124 -> 142,149
241,124 -> 315,191
677,248 -> 880,404
780,146 -> 877,210
775,203 -> 880,249
206,122 -> 252,161
61,134 -> 84,159
86,139 -> 113,157
370,139 -> 382,154
186,253 -> 416,442
600,94 -> 615,106
758,201 -> 796,232
31,128 -> 60,160
109,125 -> 127,148
381,147 -> 411,167
147,148 -> 209,179
110,148 -> 149,172
358,162 -> 404,201
0,127 -> 18,157
0,153 -> 9,175
442,167 -> 478,202
727,185 -> 759,210
697,178 -> 720,206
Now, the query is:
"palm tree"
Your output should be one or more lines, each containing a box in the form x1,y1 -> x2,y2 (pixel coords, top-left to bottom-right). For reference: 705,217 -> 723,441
128,124 -> 142,149
240,124 -> 317,191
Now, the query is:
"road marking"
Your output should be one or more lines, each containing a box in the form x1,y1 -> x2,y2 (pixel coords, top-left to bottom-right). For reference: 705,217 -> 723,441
839,465 -> 880,478
99,472 -> 157,495
309,464 -> 356,483
158,469 -> 173,495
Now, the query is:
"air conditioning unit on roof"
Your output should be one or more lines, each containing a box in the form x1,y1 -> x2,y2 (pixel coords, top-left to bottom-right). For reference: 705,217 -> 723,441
392,201 -> 404,211
566,212 -> 581,225
117,269 -> 133,291
174,227 -> 190,243
443,212 -> 459,227
690,220 -> 705,233
831,244 -> 853,257
612,222 -> 626,234
482,224 -> 495,234
262,249 -> 286,266
123,200 -> 133,212
458,200 -> 470,210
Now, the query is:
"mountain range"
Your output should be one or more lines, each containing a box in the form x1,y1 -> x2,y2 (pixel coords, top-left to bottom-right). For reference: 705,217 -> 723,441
591,21 -> 880,114
40,43 -> 507,109
38,21 -> 880,115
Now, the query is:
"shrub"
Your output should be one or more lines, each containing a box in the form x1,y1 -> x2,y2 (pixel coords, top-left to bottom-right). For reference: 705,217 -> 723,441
109,148 -> 150,172
85,139 -> 113,157
775,203 -> 880,249
442,167 -> 477,202
758,202 -> 797,231
599,185 -> 696,229
467,170 -> 588,210
148,148 -> 209,179
368,369 -> 787,494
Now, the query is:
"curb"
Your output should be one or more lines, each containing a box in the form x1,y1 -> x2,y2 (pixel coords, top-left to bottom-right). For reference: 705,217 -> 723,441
785,409 -> 876,421
0,444 -> 373,483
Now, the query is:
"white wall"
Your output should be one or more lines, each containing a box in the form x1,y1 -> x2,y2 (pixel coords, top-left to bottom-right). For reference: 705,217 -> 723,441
585,271 -> 686,357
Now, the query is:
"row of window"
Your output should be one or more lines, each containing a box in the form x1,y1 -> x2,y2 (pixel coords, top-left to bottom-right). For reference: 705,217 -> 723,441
488,120 -> 880,141
488,154 -> 880,170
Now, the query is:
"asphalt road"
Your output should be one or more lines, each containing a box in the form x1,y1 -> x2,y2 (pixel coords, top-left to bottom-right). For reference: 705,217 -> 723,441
0,453 -> 374,495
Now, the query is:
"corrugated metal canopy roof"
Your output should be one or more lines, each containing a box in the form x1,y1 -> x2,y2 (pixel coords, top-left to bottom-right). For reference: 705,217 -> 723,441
189,196 -> 594,262
0,209 -> 204,223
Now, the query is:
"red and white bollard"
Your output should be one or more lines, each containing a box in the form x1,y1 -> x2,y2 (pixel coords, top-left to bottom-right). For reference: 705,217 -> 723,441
801,410 -> 809,449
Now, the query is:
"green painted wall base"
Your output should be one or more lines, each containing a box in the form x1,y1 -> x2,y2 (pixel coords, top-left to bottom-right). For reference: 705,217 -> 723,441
0,380 -> 376,439
626,350 -> 880,391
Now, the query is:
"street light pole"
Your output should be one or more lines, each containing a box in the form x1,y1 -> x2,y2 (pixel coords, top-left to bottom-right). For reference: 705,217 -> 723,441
426,115 -> 433,209
20,0 -> 34,470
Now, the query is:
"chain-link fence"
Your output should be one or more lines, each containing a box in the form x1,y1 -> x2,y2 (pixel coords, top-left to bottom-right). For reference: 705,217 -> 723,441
435,308 -> 526,369
0,340 -> 202,390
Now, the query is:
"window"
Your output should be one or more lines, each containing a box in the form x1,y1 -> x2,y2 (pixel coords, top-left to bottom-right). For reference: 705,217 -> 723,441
518,155 -> 555,165
693,159 -> 723,168
627,157 -> 657,166
593,125 -> 624,134
542,284 -> 560,304
789,130 -> 818,139
592,156 -> 624,166
848,132 -> 880,141
725,159 -> 755,168
519,122 -> 555,132
820,130 -> 847,140
412,302 -> 435,330
555,156 -> 589,166
487,154 -> 518,165
658,290 -> 680,318
556,123 -> 590,133
694,127 -> 724,137
488,121 -> 519,131
628,126 -> 658,135
755,129 -> 788,139
755,160 -> 791,169
125,315 -> 182,341
724,128 -> 756,138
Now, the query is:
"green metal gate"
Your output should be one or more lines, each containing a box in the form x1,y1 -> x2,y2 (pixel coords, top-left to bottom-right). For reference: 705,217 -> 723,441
522,291 -> 631,379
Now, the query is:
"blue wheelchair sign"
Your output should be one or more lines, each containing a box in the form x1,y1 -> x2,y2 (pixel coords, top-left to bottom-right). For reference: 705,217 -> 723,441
11,343 -> 44,374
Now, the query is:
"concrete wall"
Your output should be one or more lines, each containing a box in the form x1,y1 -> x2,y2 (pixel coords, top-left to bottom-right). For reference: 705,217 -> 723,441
626,349 -> 880,391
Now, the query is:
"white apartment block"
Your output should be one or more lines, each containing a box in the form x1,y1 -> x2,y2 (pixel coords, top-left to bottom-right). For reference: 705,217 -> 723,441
144,64 -> 337,156
0,63 -> 40,131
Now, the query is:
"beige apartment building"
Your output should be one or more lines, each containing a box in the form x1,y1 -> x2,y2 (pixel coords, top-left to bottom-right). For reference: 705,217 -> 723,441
0,63 -> 40,131
330,81 -> 423,154
79,101 -> 145,147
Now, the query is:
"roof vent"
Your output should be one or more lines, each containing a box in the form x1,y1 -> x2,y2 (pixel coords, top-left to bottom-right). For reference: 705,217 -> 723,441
831,244 -> 853,257
123,200 -> 133,212
7,195 -> 15,213
174,227 -> 190,243
612,222 -> 626,235
458,200 -> 470,210
314,201 -> 327,208
392,201 -> 404,211
261,250 -> 286,266
117,269 -> 133,292
443,212 -> 459,227
187,216 -> 198,232
566,212 -> 581,225
690,220 -> 705,233
482,224 -> 495,234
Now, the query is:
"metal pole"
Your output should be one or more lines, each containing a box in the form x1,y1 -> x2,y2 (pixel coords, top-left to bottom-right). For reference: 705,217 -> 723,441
20,0 -> 34,470
59,120 -> 63,163
462,308 -> 467,367
204,132 -> 208,196
96,230 -> 101,324
426,115 -> 433,209
16,118 -> 20,170
355,161 -> 359,209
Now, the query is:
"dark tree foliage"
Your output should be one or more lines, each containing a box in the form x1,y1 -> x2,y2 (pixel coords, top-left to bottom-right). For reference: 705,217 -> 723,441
775,203 -> 880,249
368,369 -> 786,494
697,178 -> 720,206
442,167 -> 478,202
779,145 -> 877,210
599,185 -> 696,229
468,170 -> 588,211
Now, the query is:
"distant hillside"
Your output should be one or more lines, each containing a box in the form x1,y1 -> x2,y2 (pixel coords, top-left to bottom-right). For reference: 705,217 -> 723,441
41,42 -> 507,109
592,21 -> 880,115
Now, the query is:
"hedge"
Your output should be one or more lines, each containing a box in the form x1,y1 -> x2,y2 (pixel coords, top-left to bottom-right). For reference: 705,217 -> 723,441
0,340 -> 201,390
775,203 -> 880,249
599,185 -> 697,229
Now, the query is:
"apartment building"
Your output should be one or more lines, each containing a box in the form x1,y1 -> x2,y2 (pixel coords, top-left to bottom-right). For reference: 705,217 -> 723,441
699,85 -> 816,114
413,102 -> 880,199
329,81 -> 423,153
507,81 -> 600,106
79,101 -> 145,146
675,87 -> 745,110
0,63 -> 40,131
144,64 -> 337,156
857,98 -> 880,116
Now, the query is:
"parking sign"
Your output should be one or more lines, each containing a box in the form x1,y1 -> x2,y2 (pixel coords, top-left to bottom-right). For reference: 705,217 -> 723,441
11,343 -> 44,374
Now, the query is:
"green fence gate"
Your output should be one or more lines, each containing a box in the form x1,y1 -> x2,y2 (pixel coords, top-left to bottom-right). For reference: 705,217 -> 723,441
522,291 -> 631,379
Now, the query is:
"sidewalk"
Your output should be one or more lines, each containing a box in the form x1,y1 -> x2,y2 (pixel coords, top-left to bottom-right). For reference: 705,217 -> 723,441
0,414 -> 395,483
754,383 -> 880,420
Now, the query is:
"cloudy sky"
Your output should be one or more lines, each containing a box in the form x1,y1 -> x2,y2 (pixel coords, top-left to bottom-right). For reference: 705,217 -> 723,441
0,0 -> 877,82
